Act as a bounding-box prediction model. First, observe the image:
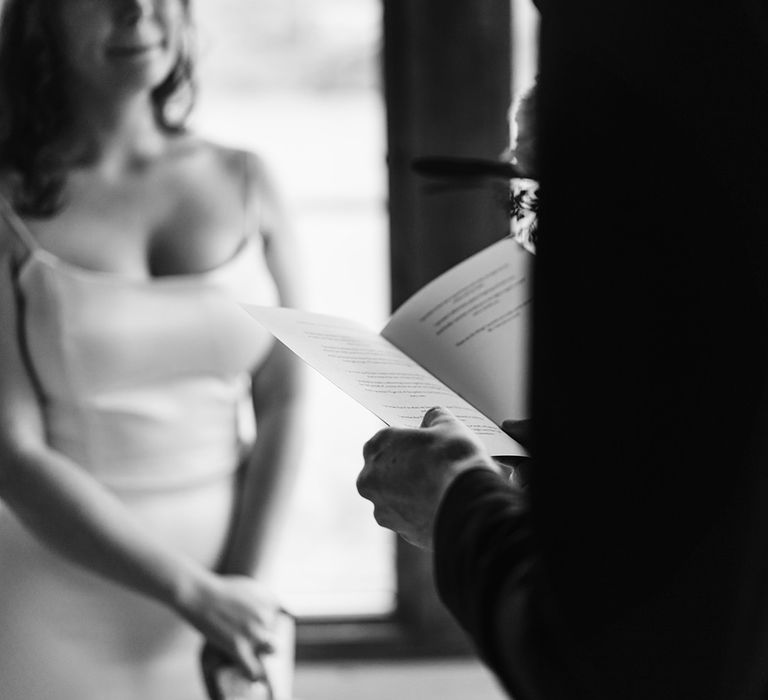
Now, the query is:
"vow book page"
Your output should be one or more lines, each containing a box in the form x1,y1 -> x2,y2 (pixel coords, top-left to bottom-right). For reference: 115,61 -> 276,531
382,237 -> 531,426
242,238 -> 531,457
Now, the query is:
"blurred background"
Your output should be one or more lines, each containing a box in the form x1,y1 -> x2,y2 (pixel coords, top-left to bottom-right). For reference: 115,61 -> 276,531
191,1 -> 538,697
194,0 -> 394,620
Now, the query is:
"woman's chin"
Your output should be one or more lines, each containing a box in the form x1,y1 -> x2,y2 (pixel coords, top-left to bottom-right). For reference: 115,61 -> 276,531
105,53 -> 176,91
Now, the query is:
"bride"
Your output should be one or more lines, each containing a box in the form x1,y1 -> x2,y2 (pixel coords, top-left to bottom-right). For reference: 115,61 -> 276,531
0,0 -> 304,698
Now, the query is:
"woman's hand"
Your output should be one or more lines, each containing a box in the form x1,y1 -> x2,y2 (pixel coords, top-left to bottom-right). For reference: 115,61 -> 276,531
177,574 -> 281,682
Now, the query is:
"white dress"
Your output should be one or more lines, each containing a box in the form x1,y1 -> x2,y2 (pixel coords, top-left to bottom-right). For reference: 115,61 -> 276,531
0,217 -> 279,700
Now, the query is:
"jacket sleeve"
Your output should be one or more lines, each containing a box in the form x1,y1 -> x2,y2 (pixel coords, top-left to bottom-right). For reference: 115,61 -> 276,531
433,469 -> 534,678
433,468 -> 577,699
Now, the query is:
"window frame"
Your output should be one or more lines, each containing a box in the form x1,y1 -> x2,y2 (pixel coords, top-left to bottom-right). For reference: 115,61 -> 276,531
297,0 -> 513,660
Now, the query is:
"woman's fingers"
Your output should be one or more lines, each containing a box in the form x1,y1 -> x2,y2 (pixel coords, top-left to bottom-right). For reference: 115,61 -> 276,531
232,635 -> 263,681
199,576 -> 283,674
245,619 -> 276,655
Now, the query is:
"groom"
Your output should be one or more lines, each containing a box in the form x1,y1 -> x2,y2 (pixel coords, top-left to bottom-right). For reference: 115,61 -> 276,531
357,2 -> 768,698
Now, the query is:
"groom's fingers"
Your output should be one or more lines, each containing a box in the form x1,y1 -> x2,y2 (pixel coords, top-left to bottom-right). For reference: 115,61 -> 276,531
501,418 -> 533,449
421,406 -> 452,428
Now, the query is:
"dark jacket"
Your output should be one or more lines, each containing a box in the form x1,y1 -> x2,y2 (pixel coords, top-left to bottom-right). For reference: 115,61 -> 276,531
435,3 -> 768,698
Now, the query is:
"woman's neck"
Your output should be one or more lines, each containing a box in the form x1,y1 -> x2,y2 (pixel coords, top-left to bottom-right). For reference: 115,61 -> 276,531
67,87 -> 169,175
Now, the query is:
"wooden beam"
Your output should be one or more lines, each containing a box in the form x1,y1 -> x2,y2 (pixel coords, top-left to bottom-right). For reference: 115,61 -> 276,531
383,0 -> 512,651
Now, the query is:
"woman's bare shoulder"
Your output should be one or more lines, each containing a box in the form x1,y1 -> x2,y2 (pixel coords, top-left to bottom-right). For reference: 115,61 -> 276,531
166,136 -> 271,193
194,139 -> 282,215
164,136 -> 286,241
200,141 -> 272,189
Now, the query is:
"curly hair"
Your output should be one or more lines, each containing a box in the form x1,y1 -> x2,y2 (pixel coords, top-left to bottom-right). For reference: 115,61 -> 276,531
0,0 -> 197,217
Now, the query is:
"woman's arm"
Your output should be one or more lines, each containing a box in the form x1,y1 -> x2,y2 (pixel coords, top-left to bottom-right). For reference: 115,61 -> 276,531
0,253 -> 203,606
0,251 -> 277,679
215,152 -> 306,578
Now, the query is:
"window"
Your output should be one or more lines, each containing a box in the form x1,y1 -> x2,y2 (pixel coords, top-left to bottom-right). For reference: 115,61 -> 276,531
512,0 -> 540,94
192,0 -> 395,620
193,0 -> 539,658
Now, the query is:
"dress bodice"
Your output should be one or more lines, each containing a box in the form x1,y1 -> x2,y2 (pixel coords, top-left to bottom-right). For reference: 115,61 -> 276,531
14,236 -> 279,491
0,168 -> 283,700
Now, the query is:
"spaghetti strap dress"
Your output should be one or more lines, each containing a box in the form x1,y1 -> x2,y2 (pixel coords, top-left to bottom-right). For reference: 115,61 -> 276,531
0,199 -> 279,700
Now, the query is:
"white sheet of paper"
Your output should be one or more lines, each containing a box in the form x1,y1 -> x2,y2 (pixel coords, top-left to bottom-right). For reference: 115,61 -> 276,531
241,306 -> 524,456
383,237 -> 532,426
